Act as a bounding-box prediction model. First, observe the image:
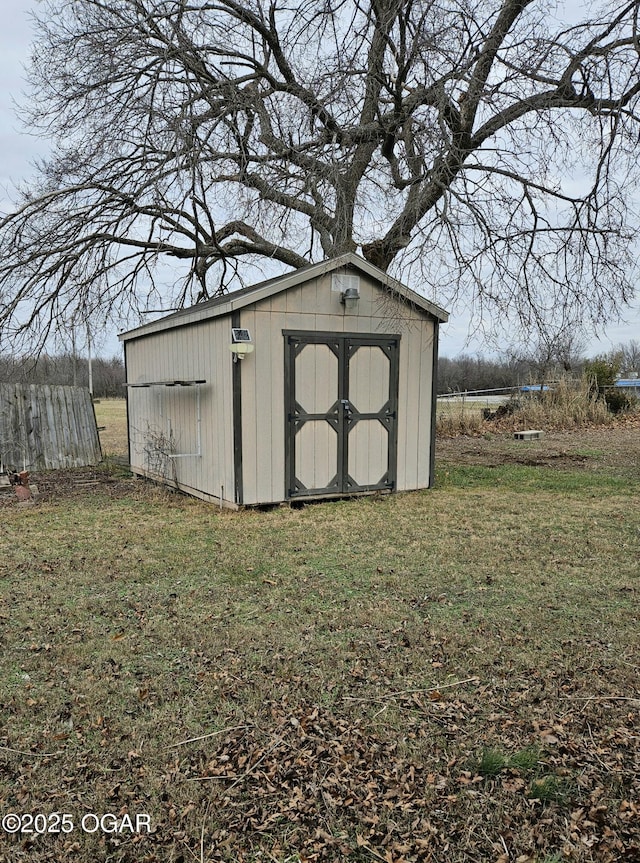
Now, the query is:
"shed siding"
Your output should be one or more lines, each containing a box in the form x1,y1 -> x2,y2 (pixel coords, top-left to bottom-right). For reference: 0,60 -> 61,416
238,271 -> 434,505
125,316 -> 235,504
396,322 -> 436,491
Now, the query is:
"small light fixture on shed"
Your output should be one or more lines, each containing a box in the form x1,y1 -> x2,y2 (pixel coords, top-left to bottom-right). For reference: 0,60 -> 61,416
340,285 -> 360,310
230,327 -> 254,362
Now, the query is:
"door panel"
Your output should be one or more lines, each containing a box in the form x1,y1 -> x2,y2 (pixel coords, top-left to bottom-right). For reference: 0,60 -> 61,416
295,342 -> 339,414
285,332 -> 399,499
347,419 -> 389,488
295,420 -> 339,492
345,344 -> 392,489
348,345 -> 389,414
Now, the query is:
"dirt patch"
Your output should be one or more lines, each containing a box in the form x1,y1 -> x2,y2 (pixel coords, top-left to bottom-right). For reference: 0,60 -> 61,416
0,464 -> 138,508
437,422 -> 640,477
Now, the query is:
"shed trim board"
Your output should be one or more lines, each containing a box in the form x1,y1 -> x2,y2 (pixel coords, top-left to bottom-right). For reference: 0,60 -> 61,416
124,341 -> 132,470
120,255 -> 447,506
232,309 -> 244,505
429,322 -> 439,488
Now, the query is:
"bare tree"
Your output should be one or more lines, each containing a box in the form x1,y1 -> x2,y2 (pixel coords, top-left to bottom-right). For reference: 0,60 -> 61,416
505,325 -> 587,388
1,0 -> 640,349
616,339 -> 640,374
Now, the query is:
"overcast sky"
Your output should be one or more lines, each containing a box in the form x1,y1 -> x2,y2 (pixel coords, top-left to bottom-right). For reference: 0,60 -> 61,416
1,0 -> 638,358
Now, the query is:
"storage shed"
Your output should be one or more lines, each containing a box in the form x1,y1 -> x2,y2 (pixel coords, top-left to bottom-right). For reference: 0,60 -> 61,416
119,254 -> 448,508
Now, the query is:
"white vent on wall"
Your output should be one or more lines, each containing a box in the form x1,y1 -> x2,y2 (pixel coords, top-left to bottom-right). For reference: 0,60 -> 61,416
332,273 -> 360,294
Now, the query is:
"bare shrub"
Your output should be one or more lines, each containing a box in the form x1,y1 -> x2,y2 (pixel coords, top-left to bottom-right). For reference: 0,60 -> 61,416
437,378 -> 623,437
510,378 -> 612,430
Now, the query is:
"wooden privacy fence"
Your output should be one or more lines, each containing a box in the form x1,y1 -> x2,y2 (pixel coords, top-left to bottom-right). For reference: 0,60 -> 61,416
0,384 -> 102,471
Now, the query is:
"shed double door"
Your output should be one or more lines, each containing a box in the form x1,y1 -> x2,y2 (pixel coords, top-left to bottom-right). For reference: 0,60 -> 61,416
285,332 -> 399,499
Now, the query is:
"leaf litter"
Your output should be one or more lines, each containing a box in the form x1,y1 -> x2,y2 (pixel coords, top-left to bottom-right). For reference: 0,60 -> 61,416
2,677 -> 637,862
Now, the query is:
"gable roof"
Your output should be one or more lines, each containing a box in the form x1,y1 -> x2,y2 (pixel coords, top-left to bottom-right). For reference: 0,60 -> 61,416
119,253 -> 449,342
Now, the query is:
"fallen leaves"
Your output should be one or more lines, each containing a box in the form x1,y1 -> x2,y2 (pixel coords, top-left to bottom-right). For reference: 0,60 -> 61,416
133,693 -> 638,862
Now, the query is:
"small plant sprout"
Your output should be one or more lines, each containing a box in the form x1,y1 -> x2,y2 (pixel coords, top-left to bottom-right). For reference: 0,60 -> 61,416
527,775 -> 569,804
475,745 -> 541,778
477,748 -> 508,777
510,745 -> 541,772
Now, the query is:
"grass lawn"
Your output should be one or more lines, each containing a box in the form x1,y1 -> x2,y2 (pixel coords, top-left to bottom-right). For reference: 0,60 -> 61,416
0,421 -> 638,861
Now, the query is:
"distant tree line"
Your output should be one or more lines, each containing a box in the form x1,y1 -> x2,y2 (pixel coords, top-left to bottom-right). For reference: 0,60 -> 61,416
1,339 -> 638,399
438,355 -> 522,394
438,340 -> 640,395
0,354 -> 125,398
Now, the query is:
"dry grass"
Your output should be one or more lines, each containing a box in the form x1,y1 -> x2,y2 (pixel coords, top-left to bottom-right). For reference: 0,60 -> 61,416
508,378 -> 612,430
436,398 -> 487,436
0,445 -> 638,861
94,397 -> 128,457
437,378 -> 632,437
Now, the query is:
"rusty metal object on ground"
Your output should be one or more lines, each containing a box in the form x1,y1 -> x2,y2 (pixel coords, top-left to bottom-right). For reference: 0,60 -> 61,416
11,470 -> 33,501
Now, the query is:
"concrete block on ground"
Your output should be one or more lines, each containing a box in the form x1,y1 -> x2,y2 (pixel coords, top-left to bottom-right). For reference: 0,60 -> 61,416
514,430 -> 544,441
